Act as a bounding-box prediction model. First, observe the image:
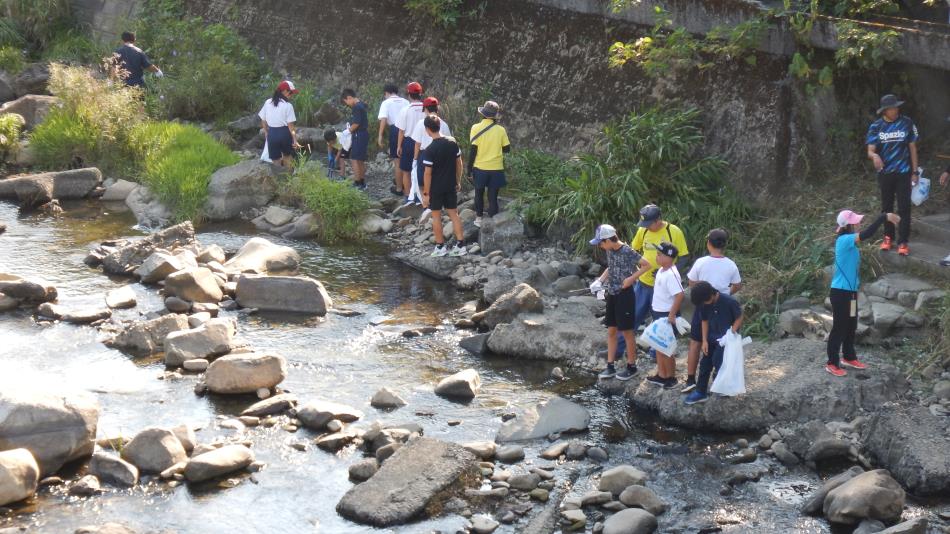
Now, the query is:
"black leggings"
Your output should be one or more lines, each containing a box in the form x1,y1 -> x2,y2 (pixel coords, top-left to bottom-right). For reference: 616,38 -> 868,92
474,186 -> 500,217
877,172 -> 911,244
827,288 -> 858,366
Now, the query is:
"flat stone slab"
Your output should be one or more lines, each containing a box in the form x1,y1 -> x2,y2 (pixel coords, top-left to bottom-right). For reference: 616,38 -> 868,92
496,396 -> 590,442
336,437 -> 478,526
390,251 -> 464,281
602,339 -> 907,433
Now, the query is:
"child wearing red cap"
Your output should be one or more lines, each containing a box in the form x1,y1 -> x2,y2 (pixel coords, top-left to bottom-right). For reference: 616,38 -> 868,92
395,82 -> 426,204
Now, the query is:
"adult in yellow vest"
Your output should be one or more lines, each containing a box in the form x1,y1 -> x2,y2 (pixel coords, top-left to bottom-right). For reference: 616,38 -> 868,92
467,101 -> 510,227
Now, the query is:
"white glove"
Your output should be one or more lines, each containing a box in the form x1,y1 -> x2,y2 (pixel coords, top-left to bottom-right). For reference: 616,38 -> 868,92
589,280 -> 604,295
154,69 -> 164,78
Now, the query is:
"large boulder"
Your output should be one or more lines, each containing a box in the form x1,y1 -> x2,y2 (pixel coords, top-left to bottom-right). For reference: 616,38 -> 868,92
100,222 -> 195,276
13,64 -> 49,96
822,469 -> 905,525
495,396 -> 590,442
223,238 -> 300,274
205,352 -> 287,394
134,252 -> 184,284
0,168 -> 102,208
0,448 -> 39,506
471,283 -> 543,329
164,267 -> 223,303
0,388 -> 99,475
336,438 -> 478,526
124,185 -> 172,228
183,444 -> 254,483
108,314 -> 189,355
487,301 -> 604,365
235,275 -> 332,315
0,273 -> 57,303
599,465 -> 648,496
120,427 -> 188,474
434,369 -> 481,400
861,404 -> 950,497
801,466 -> 865,515
164,318 -> 235,367
88,452 -> 138,487
602,508 -> 657,534
478,210 -> 524,256
204,160 -> 279,221
297,400 -> 364,430
0,94 -> 58,129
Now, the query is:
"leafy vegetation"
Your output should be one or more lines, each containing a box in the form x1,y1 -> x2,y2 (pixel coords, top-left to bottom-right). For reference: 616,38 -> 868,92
0,0 -> 72,50
41,28 -> 110,65
404,0 -> 465,26
0,45 -> 24,74
285,167 -> 370,242
0,113 -> 23,161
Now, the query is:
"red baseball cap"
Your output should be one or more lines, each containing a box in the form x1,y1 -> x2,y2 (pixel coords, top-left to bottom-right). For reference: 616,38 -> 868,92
423,96 -> 439,107
276,80 -> 299,95
406,81 -> 423,94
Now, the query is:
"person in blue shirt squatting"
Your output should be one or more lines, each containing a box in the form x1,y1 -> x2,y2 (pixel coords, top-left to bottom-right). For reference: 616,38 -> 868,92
866,94 -> 919,257
826,209 -> 900,377
684,281 -> 743,405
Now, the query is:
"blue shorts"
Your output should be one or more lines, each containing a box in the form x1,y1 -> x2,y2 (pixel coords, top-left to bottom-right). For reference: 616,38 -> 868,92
690,307 -> 704,343
399,137 -> 415,172
349,130 -> 369,161
267,126 -> 293,160
473,169 -> 507,189
388,125 -> 399,159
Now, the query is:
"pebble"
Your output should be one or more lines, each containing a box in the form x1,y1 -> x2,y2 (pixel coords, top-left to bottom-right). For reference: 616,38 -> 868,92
326,419 -> 344,432
531,468 -> 554,480
239,416 -> 260,427
495,445 -> 525,463
587,447 -> 609,462
530,488 -> 550,502
256,388 -> 272,400
290,441 -> 308,451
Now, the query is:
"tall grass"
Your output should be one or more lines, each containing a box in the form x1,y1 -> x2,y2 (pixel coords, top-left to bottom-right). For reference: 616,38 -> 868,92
42,28 -> 110,65
0,45 -> 24,73
286,167 -> 370,242
0,113 -> 23,160
1,0 -> 72,49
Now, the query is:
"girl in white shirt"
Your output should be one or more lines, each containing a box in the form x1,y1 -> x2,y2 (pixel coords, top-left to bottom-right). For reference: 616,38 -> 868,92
259,80 -> 301,168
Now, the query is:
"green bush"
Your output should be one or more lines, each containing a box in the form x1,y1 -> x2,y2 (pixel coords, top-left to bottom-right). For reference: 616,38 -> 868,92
134,122 -> 239,222
0,113 -> 23,159
1,0 -> 72,49
147,55 -> 251,123
0,45 -> 24,73
507,149 -> 572,227
42,29 -> 110,65
287,167 -> 370,242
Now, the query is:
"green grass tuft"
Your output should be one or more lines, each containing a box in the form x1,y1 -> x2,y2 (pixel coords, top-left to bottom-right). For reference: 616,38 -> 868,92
286,167 -> 370,243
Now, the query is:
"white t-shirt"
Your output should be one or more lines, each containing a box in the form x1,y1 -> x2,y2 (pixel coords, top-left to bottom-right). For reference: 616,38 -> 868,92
410,116 -> 452,150
258,99 -> 296,128
687,256 -> 741,295
652,266 -> 683,313
395,102 -> 425,133
378,95 -> 409,126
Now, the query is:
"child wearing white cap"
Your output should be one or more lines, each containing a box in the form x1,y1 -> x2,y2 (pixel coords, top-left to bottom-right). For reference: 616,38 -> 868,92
826,209 -> 899,376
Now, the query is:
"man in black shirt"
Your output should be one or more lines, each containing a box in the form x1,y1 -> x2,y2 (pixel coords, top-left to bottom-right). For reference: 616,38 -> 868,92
421,115 -> 467,257
114,31 -> 162,87
342,88 -> 370,190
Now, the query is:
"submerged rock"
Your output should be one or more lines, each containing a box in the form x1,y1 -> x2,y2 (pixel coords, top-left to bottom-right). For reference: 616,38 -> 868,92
184,444 -> 254,483
0,448 -> 39,506
0,273 -> 57,303
495,396 -> 590,442
297,400 -> 363,430
223,237 -> 299,274
235,275 -> 331,315
120,427 -> 188,474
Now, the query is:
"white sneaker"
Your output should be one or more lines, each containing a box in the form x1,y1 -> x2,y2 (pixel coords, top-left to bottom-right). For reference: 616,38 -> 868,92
450,244 -> 468,257
474,217 -> 482,227
418,208 -> 432,225
430,245 -> 448,257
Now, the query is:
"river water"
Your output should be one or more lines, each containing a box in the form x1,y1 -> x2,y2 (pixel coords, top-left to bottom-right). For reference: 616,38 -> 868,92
0,200 -> 922,533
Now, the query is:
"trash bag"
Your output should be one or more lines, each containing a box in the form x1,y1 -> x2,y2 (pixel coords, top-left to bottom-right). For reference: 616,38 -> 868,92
710,330 -> 752,396
911,176 -> 930,206
260,141 -> 271,163
642,319 -> 677,356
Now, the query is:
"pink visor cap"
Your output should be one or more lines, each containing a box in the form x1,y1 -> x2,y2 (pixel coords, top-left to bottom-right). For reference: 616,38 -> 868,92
836,210 -> 864,229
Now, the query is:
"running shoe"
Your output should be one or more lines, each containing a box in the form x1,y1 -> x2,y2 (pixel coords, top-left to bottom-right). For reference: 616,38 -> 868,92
474,217 -> 482,228
418,208 -> 432,225
663,377 -> 678,389
825,364 -> 847,377
898,243 -> 910,256
616,365 -> 638,381
430,245 -> 448,257
942,253 -> 950,266
390,186 -> 402,196
598,364 -> 617,379
880,236 -> 892,251
403,199 -> 415,207
840,358 -> 867,370
681,377 -> 697,393
450,244 -> 468,257
684,390 -> 708,405
645,375 -> 666,387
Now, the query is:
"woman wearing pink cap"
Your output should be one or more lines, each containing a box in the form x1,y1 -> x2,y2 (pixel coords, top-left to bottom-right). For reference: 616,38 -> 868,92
827,209 -> 900,376
259,80 -> 301,168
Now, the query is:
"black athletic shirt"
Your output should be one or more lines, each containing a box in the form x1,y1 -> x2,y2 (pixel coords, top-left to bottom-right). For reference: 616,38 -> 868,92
351,101 -> 369,132
422,137 -> 461,194
114,44 -> 152,87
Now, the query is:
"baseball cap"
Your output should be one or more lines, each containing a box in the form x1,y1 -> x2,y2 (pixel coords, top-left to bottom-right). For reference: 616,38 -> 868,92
657,241 -> 679,259
423,96 -> 439,107
707,228 -> 728,247
637,204 -> 662,228
277,80 -> 299,95
478,100 -> 500,118
406,81 -> 423,94
589,224 -> 618,245
836,209 -> 864,229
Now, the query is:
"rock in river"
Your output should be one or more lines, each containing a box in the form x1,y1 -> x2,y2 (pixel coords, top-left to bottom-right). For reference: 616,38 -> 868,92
108,314 -> 189,355
164,267 -> 223,303
602,508 -> 657,534
241,393 -> 298,417
822,469 -> 905,525
471,283 -> 543,329
0,168 -> 102,208
104,286 -> 136,309
434,369 -> 481,400
0,273 -> 57,303
204,160 -> 279,221
205,352 -> 287,395
336,438 -> 478,527
121,427 -> 188,474
0,448 -> 39,506
495,396 -> 590,442
599,465 -> 648,496
89,452 -> 138,487
164,318 -> 235,367
223,237 -> 300,274
184,444 -> 254,483
370,388 -> 407,409
36,303 -> 112,324
0,387 -> 99,475
235,274 -> 332,315
100,222 -> 195,276
297,400 -> 364,430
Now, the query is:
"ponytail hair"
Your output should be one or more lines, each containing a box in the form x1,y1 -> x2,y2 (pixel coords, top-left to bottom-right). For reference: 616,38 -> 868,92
272,89 -> 288,107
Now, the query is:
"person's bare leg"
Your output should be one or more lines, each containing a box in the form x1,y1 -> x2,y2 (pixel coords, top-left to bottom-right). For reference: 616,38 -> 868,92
621,330 -> 637,366
606,327 -> 618,365
431,209 -> 444,245
448,209 -> 464,241
687,340 -> 700,376
667,354 -> 677,380
355,161 -> 366,184
393,161 -> 402,192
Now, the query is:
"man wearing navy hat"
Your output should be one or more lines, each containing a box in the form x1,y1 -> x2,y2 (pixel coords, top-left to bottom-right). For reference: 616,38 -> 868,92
866,94 -> 919,256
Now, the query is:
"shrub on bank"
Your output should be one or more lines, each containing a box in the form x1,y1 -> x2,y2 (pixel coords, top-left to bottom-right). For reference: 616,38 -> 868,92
0,45 -> 25,74
41,29 -> 110,65
0,113 -> 24,160
286,167 -> 370,243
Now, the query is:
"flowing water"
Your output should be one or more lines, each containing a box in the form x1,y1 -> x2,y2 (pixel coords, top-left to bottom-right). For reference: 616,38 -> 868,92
0,200 -> 931,533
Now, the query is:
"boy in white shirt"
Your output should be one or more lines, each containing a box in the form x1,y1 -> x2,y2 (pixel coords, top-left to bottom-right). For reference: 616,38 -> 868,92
409,97 -> 451,219
646,242 -> 684,389
682,228 -> 742,392
377,83 -> 409,195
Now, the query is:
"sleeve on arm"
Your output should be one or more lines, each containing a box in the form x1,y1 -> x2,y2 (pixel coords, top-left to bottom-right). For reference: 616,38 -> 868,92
673,226 -> 689,255
258,104 -> 267,121
631,228 -> 645,252
731,262 -> 741,284
686,259 -> 701,282
377,100 -> 389,120
502,128 -> 510,147
909,121 -> 919,143
286,104 -> 297,125
141,51 -> 152,69
865,122 -> 879,146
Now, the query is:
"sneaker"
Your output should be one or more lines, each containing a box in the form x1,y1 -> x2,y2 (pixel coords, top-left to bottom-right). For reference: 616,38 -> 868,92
942,253 -> 950,267
646,375 -> 666,387
684,390 -> 708,405
897,243 -> 910,256
418,208 -> 432,225
681,376 -> 696,393
880,236 -> 893,251
598,364 -> 617,379
390,186 -> 402,196
450,244 -> 468,257
663,377 -> 678,389
825,364 -> 847,377
430,245 -> 448,258
841,358 -> 867,370
474,217 -> 482,227
616,365 -> 638,381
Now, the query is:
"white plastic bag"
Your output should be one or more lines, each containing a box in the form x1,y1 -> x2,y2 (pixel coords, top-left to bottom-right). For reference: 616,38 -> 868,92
642,319 -> 677,356
911,175 -> 930,206
339,127 -> 353,151
260,140 -> 271,163
710,330 -> 751,396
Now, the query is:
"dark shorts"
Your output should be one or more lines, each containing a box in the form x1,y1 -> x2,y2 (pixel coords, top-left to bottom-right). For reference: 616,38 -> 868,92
690,307 -> 703,342
267,126 -> 293,160
428,189 -> 458,211
349,130 -> 369,161
605,287 -> 636,331
473,169 -> 507,189
388,125 -> 400,159
399,137 -> 415,172
651,309 -> 682,336
340,148 -> 350,159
